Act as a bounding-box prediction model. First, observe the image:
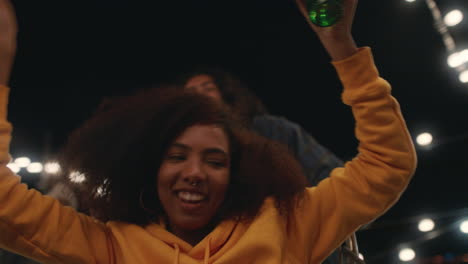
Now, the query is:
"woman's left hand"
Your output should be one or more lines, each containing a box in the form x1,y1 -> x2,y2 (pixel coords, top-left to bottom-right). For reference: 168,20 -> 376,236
295,0 -> 359,61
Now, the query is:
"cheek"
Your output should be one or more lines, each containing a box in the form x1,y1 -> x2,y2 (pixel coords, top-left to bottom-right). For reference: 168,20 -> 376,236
212,92 -> 223,101
206,91 -> 223,103
157,164 -> 173,193
222,172 -> 230,188
213,172 -> 230,197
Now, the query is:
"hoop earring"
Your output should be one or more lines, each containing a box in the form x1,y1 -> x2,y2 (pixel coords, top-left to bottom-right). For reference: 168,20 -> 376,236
139,189 -> 157,215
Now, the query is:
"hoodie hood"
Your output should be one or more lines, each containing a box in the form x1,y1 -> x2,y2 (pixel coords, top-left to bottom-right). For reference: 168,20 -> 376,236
145,219 -> 238,263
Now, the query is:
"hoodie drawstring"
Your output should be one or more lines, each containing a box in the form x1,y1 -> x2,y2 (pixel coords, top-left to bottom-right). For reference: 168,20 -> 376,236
204,238 -> 211,264
173,238 -> 211,264
173,244 -> 180,264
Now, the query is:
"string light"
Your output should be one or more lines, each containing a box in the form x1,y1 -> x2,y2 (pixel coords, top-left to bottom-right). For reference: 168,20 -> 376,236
26,162 -> 43,173
363,208 -> 468,261
460,220 -> 468,234
418,218 -> 435,232
416,132 -> 433,146
417,0 -> 468,83
447,49 -> 468,68
459,69 -> 468,83
14,157 -> 31,168
69,171 -> 86,183
44,161 -> 61,174
399,248 -> 416,262
444,9 -> 464,27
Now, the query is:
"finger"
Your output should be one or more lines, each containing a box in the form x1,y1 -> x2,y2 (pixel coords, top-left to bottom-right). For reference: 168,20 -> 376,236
0,0 -> 18,29
294,0 -> 317,29
0,0 -> 15,14
294,0 -> 307,16
342,0 -> 358,25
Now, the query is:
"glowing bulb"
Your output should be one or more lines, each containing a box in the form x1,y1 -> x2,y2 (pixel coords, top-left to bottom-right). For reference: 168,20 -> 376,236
44,162 -> 61,174
96,186 -> 105,197
69,171 -> 86,183
448,50 -> 466,68
14,157 -> 31,168
460,220 -> 468,234
405,0 -> 416,2
448,49 -> 468,68
444,10 -> 463,27
418,218 -> 435,232
416,132 -> 433,146
448,52 -> 463,68
358,253 -> 364,260
459,70 -> 468,83
27,162 -> 43,173
7,163 -> 20,173
399,248 -> 416,261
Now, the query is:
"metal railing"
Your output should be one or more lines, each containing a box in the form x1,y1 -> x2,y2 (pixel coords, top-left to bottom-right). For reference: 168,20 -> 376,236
338,234 -> 365,264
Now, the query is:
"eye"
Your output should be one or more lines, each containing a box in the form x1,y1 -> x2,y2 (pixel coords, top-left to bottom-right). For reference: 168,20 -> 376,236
207,160 -> 227,168
204,86 -> 218,92
166,154 -> 186,162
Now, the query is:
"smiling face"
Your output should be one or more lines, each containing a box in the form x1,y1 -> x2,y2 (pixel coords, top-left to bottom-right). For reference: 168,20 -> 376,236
157,124 -> 230,241
184,74 -> 224,103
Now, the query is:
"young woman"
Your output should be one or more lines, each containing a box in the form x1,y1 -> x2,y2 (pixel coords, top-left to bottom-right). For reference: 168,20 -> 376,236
0,0 -> 417,263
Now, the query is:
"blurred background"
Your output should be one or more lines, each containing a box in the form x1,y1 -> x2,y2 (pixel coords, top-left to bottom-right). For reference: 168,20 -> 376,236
4,0 -> 468,263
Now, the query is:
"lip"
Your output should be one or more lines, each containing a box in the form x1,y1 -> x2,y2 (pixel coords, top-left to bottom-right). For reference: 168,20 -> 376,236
176,193 -> 207,212
173,188 -> 208,212
178,198 -> 205,212
173,187 -> 207,197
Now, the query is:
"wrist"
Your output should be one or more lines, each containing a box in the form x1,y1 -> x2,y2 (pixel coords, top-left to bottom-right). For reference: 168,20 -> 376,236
318,34 -> 358,61
0,53 -> 15,85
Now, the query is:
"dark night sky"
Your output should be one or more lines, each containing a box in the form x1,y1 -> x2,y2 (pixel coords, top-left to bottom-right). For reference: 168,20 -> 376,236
6,0 -> 468,262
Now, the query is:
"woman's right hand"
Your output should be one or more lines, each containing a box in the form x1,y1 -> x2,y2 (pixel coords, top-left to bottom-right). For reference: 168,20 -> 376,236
0,0 -> 18,85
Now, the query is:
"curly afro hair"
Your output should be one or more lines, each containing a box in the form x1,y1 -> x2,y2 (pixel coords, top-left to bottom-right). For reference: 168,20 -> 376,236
59,86 -> 308,226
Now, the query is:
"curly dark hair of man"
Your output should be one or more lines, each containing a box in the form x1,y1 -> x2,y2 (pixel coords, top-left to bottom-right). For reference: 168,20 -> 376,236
58,86 -> 308,226
177,67 -> 268,124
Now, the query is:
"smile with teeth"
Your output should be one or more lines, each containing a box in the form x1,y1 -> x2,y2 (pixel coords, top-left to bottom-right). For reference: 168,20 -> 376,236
178,191 -> 206,203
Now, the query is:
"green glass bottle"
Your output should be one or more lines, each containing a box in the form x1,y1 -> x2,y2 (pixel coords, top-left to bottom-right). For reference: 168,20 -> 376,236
306,0 -> 344,27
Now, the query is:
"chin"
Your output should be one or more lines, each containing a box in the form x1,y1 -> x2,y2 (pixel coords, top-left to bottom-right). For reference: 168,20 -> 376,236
177,218 -> 211,231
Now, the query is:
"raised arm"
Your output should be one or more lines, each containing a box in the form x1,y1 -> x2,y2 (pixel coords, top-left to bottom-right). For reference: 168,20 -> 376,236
0,1 -> 111,263
288,0 -> 417,262
296,47 -> 417,263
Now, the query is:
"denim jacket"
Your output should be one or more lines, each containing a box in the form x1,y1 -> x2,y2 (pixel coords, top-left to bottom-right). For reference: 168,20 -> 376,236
252,114 -> 344,186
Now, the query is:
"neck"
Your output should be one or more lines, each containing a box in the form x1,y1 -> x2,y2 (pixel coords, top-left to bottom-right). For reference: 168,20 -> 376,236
170,224 -> 215,246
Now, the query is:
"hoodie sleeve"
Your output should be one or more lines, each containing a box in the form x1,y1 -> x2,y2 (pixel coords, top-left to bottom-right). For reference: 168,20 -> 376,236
0,86 -> 112,264
288,48 -> 417,263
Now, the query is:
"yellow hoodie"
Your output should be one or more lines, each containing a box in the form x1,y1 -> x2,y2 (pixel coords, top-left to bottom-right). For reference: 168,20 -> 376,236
0,47 -> 417,264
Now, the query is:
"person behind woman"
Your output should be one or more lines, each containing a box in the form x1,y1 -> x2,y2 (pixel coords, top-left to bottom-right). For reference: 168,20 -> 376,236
0,0 -> 417,263
181,67 -> 343,188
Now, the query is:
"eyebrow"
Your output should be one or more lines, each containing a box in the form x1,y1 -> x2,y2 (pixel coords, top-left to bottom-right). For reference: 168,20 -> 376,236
186,81 -> 216,90
170,143 -> 190,150
170,143 -> 228,156
200,81 -> 216,86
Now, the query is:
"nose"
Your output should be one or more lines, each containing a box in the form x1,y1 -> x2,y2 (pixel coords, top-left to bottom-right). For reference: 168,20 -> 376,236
181,159 -> 206,185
